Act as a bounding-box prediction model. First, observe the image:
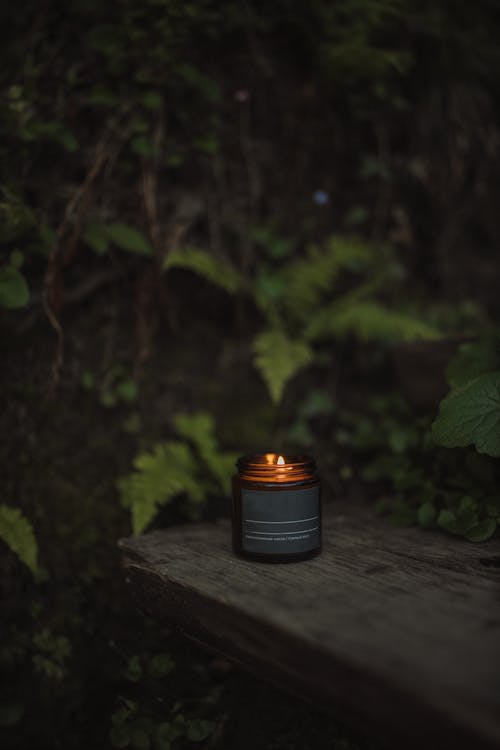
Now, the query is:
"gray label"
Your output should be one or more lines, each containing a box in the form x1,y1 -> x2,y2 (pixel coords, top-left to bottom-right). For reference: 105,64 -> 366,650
241,486 -> 320,554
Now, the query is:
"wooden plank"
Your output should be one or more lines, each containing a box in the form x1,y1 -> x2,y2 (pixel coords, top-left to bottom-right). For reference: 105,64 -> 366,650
119,501 -> 500,750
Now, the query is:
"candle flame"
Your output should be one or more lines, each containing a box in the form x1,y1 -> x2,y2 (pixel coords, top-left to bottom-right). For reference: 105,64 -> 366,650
277,455 -> 285,465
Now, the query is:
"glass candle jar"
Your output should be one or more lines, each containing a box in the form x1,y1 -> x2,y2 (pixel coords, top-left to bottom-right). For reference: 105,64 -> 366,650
231,453 -> 321,562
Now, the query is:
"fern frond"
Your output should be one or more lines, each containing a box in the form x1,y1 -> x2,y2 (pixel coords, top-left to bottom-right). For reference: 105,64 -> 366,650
0,505 -> 38,574
174,412 -> 237,494
253,329 -> 313,404
163,247 -> 241,293
118,442 -> 206,534
305,300 -> 440,342
283,236 -> 375,321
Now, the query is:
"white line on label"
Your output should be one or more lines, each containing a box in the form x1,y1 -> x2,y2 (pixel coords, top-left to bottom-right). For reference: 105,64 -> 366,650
244,516 -> 318,524
245,526 -> 319,536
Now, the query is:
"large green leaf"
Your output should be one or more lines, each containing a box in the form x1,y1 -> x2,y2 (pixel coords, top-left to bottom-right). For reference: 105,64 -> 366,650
305,301 -> 439,342
118,442 -> 206,533
105,223 -> 153,256
0,267 -> 29,309
432,372 -> 500,456
163,247 -> 241,293
253,329 -> 313,404
0,505 -> 38,574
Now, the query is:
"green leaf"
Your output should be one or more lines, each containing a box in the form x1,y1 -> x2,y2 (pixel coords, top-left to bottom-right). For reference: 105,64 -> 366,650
253,329 -> 313,404
116,379 -> 139,403
125,655 -> 143,682
251,227 -> 293,259
101,390 -> 117,408
80,371 -> 96,390
106,223 -> 153,256
174,413 -> 236,494
193,134 -> 219,154
163,247 -> 241,294
465,518 -> 496,542
186,719 -> 215,743
84,222 -> 109,255
446,339 -> 500,388
118,442 -> 206,534
0,505 -> 38,574
0,267 -> 29,309
141,91 -> 162,110
306,301 -> 439,342
148,653 -> 175,679
437,504 -> 478,536
255,269 -> 287,303
130,137 -> 158,157
417,501 -> 437,528
432,373 -> 500,456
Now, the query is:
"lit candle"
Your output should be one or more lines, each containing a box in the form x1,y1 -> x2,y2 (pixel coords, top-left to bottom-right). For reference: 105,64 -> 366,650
231,454 -> 322,562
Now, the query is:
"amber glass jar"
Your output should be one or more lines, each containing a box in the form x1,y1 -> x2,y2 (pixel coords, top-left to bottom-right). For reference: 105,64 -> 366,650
231,453 -> 321,563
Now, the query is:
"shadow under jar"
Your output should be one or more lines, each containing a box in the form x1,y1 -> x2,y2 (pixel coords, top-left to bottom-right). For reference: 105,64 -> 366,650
231,454 -> 322,563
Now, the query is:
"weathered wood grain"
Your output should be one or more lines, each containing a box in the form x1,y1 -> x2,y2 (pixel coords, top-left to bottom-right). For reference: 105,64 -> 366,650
119,501 -> 500,750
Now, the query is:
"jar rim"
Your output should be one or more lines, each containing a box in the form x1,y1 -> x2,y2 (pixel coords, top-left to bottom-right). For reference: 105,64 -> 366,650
237,453 -> 314,468
236,453 -> 317,482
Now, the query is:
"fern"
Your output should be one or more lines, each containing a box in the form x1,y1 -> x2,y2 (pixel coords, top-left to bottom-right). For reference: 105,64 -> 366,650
283,236 -> 374,321
0,505 -> 38,574
253,329 -> 313,404
118,442 -> 206,534
163,247 -> 241,293
119,412 -> 236,533
174,413 -> 237,494
305,300 -> 439,342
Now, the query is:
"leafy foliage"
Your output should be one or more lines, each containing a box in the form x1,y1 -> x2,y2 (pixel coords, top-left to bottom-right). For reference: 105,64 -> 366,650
0,266 -> 29,309
84,223 -> 153,256
249,235 -> 438,402
81,365 -> 139,408
119,442 -> 205,534
119,413 -> 235,533
432,372 -> 500,457
174,413 -> 237,494
253,329 -> 313,404
32,629 -> 72,681
305,301 -> 439,343
163,247 -> 241,294
437,496 -> 497,542
433,339 -> 500,457
0,504 -> 38,573
283,237 -> 373,320
337,395 -> 499,541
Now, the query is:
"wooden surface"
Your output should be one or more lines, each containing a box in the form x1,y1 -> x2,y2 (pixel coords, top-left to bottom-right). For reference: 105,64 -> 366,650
119,501 -> 500,750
